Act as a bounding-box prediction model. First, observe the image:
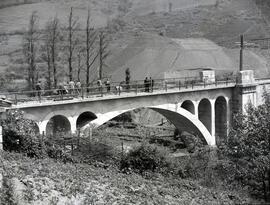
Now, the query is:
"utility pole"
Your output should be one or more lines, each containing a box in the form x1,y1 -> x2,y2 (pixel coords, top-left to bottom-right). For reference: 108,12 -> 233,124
240,34 -> 244,71
99,32 -> 103,80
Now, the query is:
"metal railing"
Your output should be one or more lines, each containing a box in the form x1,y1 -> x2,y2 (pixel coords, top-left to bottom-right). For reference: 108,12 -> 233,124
0,76 -> 236,105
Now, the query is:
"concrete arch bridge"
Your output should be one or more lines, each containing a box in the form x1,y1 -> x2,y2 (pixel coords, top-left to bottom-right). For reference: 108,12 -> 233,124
1,70 -> 270,147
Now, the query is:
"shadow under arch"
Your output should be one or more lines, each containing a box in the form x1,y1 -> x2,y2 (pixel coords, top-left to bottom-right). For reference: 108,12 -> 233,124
198,98 -> 212,133
46,115 -> 71,135
215,96 -> 227,143
181,100 -> 195,114
87,104 -> 215,146
76,111 -> 97,129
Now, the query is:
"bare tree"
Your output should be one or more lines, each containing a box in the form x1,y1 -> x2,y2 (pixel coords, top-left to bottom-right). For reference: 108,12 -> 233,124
99,31 -> 110,80
85,9 -> 98,86
43,31 -> 52,89
43,16 -> 60,89
67,7 -> 79,81
23,11 -> 39,90
77,50 -> 82,82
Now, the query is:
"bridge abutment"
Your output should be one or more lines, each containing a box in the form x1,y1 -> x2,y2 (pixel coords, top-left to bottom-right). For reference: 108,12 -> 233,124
234,70 -> 258,113
69,116 -> 77,134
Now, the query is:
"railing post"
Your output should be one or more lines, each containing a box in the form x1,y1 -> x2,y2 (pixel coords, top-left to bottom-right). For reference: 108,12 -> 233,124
38,91 -> 41,103
165,81 -> 167,92
136,82 -> 138,95
14,93 -> 17,105
81,87 -> 84,99
204,80 -> 206,88
179,80 -> 181,90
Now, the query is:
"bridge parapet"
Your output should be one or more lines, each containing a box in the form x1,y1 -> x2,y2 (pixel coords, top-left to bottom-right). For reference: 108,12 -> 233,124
0,77 -> 236,107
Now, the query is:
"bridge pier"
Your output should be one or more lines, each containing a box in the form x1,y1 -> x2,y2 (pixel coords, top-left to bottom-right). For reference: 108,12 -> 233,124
38,121 -> 48,135
210,99 -> 216,138
69,116 -> 77,134
225,97 -> 231,136
194,101 -> 199,119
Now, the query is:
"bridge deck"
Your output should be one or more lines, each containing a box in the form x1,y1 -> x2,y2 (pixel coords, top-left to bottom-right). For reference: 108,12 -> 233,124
6,79 -> 236,109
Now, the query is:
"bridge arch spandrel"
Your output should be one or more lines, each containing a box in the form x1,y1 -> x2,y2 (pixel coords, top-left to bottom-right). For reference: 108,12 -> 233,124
87,104 -> 215,146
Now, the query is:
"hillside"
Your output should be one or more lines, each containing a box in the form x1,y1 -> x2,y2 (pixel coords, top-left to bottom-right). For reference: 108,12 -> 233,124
108,33 -> 269,81
0,0 -> 269,85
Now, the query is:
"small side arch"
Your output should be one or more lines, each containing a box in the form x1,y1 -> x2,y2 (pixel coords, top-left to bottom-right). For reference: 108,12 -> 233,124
76,111 -> 97,129
198,98 -> 212,133
181,100 -> 195,114
46,115 -> 71,135
215,96 -> 228,143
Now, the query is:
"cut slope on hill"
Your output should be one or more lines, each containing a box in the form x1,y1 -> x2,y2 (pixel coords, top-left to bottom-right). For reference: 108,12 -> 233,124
109,33 -> 269,81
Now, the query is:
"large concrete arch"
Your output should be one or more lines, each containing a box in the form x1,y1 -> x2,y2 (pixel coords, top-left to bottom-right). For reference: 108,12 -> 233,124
86,104 -> 215,146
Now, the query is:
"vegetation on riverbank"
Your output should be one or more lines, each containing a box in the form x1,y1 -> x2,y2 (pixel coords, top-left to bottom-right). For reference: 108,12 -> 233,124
1,93 -> 270,204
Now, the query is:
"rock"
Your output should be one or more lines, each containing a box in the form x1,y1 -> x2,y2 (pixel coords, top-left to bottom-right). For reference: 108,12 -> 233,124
11,177 -> 27,205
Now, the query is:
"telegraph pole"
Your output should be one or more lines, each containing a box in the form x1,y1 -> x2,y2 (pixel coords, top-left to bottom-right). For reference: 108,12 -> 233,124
240,34 -> 244,71
99,32 -> 103,80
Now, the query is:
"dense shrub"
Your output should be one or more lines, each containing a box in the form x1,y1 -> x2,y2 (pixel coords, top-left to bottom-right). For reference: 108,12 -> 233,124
219,92 -> 270,201
1,110 -> 74,161
120,143 -> 172,174
1,110 -> 47,158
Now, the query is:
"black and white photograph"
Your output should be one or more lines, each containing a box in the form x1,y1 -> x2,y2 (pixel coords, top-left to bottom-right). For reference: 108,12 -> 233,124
0,0 -> 270,204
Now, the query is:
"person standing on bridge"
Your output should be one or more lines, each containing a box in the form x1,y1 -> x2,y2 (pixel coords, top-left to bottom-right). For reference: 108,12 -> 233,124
144,77 -> 148,92
125,68 -> 130,91
150,77 -> 154,92
69,80 -> 75,95
105,78 -> 111,93
97,79 -> 103,96
35,81 -> 42,101
76,81 -> 81,96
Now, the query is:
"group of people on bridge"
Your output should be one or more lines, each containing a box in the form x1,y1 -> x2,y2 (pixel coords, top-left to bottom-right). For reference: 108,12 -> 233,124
34,74 -> 155,100
35,80 -> 82,97
144,77 -> 154,92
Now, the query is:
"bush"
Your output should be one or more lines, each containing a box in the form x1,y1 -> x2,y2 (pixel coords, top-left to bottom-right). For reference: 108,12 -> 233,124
219,92 -> 270,201
120,143 -> 172,174
1,110 -> 73,161
1,110 -> 47,158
